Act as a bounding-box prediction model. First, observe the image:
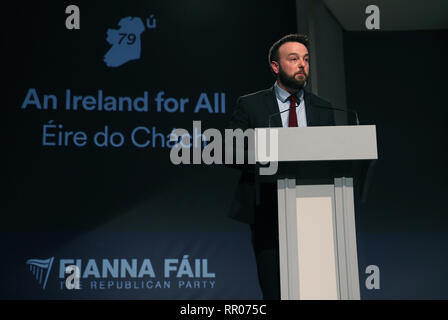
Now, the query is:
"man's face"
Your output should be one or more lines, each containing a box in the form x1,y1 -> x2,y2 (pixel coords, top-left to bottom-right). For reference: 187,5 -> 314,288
271,41 -> 310,90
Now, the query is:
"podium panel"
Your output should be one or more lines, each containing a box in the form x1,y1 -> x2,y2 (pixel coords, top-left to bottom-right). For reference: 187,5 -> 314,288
255,125 -> 378,162
296,185 -> 338,300
255,125 -> 376,300
278,177 -> 361,300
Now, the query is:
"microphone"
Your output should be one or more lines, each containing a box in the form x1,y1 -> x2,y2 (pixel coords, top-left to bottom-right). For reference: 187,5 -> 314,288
310,104 -> 360,126
268,103 -> 299,127
268,102 -> 360,127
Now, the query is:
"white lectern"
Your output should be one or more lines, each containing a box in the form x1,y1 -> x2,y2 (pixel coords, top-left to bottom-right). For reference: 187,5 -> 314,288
255,125 -> 378,300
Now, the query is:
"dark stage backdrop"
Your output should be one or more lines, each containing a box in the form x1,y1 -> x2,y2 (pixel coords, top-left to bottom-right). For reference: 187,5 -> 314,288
1,0 -> 297,299
3,1 -> 298,232
344,30 -> 448,299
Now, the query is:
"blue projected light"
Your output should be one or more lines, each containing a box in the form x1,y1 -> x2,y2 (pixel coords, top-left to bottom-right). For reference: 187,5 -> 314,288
104,17 -> 146,68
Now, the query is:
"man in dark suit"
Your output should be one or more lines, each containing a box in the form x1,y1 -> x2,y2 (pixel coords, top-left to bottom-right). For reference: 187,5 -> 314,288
227,34 -> 337,299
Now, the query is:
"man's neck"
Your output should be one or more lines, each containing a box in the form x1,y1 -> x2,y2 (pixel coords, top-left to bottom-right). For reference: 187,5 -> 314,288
276,80 -> 300,95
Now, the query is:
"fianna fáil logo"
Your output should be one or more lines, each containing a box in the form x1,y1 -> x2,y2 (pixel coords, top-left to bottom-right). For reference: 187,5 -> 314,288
104,14 -> 157,68
26,257 -> 55,289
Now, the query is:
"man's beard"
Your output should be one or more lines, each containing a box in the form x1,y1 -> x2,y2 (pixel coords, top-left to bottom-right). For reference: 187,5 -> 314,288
278,66 -> 308,90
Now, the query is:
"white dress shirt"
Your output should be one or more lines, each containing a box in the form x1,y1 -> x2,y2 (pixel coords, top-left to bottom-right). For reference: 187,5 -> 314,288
274,81 -> 307,127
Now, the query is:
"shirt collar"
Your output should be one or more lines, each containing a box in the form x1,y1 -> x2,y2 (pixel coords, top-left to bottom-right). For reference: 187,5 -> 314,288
274,81 -> 304,103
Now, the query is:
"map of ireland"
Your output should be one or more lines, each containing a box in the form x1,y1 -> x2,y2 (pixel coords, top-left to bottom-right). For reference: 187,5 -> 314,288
104,17 -> 146,67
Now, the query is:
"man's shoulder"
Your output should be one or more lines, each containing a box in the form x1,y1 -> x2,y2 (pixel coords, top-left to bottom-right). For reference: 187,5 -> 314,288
238,87 -> 274,102
237,87 -> 332,107
306,90 -> 332,107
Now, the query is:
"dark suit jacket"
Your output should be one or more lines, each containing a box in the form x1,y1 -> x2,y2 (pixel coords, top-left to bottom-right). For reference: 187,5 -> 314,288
227,86 -> 338,224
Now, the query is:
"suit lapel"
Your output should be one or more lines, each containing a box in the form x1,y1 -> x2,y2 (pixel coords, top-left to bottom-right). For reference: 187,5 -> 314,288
303,90 -> 316,127
264,86 -> 283,128
263,87 -> 319,127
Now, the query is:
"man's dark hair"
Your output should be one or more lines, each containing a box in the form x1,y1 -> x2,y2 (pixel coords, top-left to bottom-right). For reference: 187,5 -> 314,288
268,34 -> 309,76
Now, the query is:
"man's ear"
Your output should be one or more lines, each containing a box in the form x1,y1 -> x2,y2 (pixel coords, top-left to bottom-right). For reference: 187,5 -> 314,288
270,61 -> 279,75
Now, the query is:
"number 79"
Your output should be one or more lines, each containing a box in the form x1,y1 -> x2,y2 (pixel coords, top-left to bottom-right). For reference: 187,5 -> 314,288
118,33 -> 136,45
